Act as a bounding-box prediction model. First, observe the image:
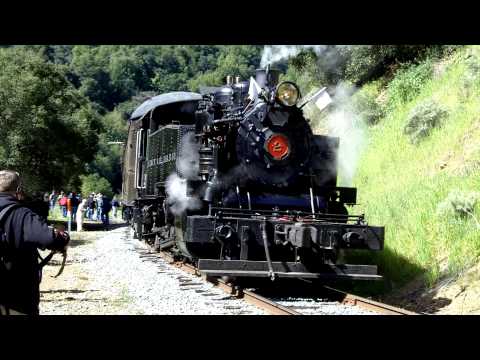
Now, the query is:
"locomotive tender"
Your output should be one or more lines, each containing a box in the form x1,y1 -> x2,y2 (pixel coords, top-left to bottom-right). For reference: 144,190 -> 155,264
122,67 -> 384,281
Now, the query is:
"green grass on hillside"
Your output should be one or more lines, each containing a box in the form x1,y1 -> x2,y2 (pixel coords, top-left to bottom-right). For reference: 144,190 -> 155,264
346,46 -> 480,288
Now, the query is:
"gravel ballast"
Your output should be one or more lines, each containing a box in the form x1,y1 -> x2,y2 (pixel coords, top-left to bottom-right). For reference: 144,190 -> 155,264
40,226 -> 266,315
40,225 -> 377,315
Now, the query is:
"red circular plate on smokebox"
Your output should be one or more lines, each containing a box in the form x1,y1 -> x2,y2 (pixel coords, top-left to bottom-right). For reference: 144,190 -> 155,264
266,134 -> 290,160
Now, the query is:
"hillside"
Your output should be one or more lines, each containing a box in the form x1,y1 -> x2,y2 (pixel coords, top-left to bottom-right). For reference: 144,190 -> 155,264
331,46 -> 480,308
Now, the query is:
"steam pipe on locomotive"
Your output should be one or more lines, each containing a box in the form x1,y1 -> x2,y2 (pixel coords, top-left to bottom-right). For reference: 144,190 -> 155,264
121,66 -> 385,281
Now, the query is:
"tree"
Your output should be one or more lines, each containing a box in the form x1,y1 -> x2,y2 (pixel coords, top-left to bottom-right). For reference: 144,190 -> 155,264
86,112 -> 128,193
2,45 -> 263,196
187,46 -> 262,90
0,47 -> 102,194
80,173 -> 113,198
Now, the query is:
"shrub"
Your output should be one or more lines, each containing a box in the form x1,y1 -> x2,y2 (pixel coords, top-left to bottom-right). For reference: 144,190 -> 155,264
387,60 -> 433,108
465,56 -> 480,75
460,50 -> 480,96
403,99 -> 447,144
351,85 -> 385,125
344,46 -> 394,84
80,173 -> 113,198
437,190 -> 480,227
344,45 -> 436,85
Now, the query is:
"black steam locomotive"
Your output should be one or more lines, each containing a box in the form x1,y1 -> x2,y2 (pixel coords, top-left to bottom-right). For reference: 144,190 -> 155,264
122,68 -> 384,281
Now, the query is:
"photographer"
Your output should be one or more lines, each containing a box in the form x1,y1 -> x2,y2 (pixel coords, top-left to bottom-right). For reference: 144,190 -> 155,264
0,170 -> 70,315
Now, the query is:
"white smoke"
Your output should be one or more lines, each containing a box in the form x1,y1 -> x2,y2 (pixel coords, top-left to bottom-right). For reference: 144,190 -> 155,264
260,45 -> 328,68
325,83 -> 366,186
177,132 -> 200,180
165,132 -> 202,215
165,173 -> 202,215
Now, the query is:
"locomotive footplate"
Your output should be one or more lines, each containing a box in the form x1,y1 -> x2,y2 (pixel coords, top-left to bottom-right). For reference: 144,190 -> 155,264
197,260 -> 382,280
185,215 -> 384,251
185,215 -> 384,280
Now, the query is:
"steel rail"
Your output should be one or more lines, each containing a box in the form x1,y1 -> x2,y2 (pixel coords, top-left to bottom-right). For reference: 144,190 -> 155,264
322,286 -> 418,315
140,241 -> 415,315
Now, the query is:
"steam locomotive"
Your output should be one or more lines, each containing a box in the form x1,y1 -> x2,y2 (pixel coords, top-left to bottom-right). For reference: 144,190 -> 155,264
122,67 -> 384,281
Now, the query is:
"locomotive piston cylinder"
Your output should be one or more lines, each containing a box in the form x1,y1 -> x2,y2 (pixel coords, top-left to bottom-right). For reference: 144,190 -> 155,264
199,147 -> 214,176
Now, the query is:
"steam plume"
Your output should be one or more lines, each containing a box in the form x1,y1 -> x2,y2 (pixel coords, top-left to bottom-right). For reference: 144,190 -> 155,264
325,83 -> 365,186
165,173 -> 201,215
260,45 -> 328,68
177,132 -> 200,180
165,132 -> 201,215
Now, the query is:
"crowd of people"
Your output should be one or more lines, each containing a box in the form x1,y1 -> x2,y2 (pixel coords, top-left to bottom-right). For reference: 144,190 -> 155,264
47,191 -> 121,231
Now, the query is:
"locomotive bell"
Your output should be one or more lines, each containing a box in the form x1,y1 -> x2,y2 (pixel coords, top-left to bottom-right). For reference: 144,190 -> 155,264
233,80 -> 249,106
214,86 -> 234,105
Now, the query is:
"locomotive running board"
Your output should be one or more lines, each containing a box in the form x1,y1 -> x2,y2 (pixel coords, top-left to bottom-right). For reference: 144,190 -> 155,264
197,260 -> 382,280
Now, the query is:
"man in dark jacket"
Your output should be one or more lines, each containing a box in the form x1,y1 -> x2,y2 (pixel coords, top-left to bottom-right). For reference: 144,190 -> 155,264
0,170 -> 69,315
86,193 -> 95,220
100,195 -> 112,230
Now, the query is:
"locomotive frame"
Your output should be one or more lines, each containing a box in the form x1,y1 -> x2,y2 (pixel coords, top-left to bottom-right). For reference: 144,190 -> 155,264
122,69 -> 384,281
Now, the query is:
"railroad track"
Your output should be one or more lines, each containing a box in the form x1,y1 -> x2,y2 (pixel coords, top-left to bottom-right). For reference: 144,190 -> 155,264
139,239 -> 416,315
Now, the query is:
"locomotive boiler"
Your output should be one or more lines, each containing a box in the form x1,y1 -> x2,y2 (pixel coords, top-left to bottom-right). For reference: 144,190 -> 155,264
122,68 -> 384,281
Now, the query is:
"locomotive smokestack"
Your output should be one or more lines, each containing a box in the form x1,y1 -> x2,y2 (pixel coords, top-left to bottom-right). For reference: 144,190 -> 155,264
226,75 -> 233,86
235,76 -> 241,84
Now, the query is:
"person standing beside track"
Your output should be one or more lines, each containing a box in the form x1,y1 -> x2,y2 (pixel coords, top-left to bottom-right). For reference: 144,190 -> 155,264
86,193 -> 95,220
76,198 -> 87,232
48,190 -> 57,214
0,170 -> 70,315
58,191 -> 67,218
100,194 -> 111,230
112,196 -> 119,218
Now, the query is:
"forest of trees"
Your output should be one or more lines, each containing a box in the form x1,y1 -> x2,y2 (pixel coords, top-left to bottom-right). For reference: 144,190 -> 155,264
0,44 -> 455,197
0,45 -> 263,195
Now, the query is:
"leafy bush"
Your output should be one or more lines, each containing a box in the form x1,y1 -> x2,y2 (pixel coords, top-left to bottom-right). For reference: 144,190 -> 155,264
437,190 -> 480,227
465,53 -> 480,75
403,99 -> 447,144
387,60 -> 433,108
80,173 -> 113,198
459,49 -> 480,96
283,45 -> 441,93
343,46 -> 395,84
351,84 -> 385,125
346,45 -> 456,85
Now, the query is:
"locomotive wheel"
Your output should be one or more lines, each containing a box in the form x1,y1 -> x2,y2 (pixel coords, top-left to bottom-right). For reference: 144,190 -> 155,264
154,234 -> 161,252
221,276 -> 236,284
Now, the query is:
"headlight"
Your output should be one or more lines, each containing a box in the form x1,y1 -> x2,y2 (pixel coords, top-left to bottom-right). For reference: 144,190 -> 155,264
275,82 -> 300,107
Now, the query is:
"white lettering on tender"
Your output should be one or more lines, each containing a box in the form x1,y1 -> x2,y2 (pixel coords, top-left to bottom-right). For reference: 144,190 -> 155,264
147,152 -> 177,167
